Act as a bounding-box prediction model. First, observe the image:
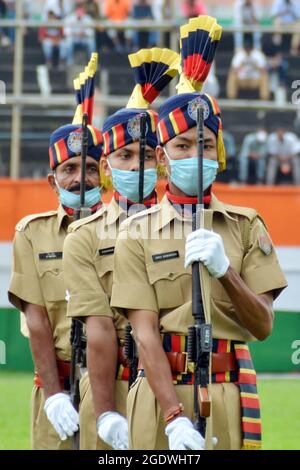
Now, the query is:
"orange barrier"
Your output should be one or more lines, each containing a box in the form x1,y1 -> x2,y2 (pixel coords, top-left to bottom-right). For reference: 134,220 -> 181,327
1,178 -> 300,245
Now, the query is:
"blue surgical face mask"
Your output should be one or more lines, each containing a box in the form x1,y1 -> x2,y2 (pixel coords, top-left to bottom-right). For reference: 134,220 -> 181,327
164,149 -> 218,196
108,163 -> 157,203
54,176 -> 101,209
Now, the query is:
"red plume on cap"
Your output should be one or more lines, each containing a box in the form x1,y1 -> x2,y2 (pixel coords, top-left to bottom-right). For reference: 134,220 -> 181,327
126,48 -> 180,109
73,52 -> 98,125
177,16 -> 222,93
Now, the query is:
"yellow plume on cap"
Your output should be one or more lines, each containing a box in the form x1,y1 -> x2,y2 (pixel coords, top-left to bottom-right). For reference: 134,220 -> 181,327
177,15 -> 222,94
72,52 -> 99,125
126,47 -> 180,109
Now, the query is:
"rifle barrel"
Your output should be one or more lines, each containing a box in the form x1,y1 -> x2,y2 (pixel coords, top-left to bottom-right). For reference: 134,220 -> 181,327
192,105 -> 205,322
138,113 -> 147,204
79,112 -> 89,209
190,104 -> 211,437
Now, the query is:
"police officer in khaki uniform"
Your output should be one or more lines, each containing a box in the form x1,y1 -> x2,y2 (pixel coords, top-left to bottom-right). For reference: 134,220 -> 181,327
110,17 -> 287,450
8,122 -> 102,450
63,48 -> 180,450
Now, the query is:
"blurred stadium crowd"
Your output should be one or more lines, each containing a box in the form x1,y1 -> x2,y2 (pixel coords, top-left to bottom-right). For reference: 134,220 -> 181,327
1,0 -> 300,184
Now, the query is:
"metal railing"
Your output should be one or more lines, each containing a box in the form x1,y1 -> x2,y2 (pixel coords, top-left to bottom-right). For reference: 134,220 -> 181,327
1,10 -> 300,177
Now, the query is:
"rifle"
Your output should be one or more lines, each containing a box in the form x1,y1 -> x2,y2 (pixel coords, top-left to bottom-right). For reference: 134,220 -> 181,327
138,112 -> 147,205
124,323 -> 138,389
124,113 -> 147,389
69,112 -> 90,449
187,105 -> 212,439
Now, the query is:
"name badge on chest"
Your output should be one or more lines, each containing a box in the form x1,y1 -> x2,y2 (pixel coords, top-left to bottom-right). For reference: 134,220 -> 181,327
152,251 -> 179,262
99,247 -> 115,256
39,252 -> 63,260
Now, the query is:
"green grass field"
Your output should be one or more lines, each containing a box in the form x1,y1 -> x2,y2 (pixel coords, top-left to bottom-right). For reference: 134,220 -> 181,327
0,372 -> 299,450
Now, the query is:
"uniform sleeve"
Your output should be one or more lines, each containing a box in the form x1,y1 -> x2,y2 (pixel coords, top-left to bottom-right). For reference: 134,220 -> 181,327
241,217 -> 287,298
63,229 -> 113,319
111,226 -> 158,314
8,228 -> 45,309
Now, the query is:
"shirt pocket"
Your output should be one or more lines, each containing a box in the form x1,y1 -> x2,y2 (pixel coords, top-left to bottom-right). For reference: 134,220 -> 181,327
95,254 -> 113,296
37,261 -> 66,301
146,260 -> 190,309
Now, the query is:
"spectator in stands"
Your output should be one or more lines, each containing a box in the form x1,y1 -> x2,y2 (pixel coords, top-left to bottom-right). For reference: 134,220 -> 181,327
239,127 -> 268,184
150,0 -> 172,46
180,0 -> 208,19
83,0 -> 109,51
264,33 -> 288,103
153,0 -> 172,20
226,33 -> 270,100
39,10 -> 66,69
64,2 -> 96,65
132,0 -> 155,50
152,0 -> 175,46
233,0 -> 261,51
271,0 -> 300,56
266,127 -> 300,184
202,63 -> 220,98
103,0 -> 132,52
0,0 -> 11,47
84,0 -> 100,18
44,0 -> 74,19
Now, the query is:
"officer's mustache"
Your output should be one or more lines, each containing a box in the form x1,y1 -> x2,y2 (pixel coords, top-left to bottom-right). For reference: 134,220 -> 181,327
68,184 -> 94,193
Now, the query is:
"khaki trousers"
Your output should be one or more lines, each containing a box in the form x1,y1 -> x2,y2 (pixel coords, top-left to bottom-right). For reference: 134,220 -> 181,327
31,386 -> 72,450
79,371 -> 128,450
127,377 -> 242,450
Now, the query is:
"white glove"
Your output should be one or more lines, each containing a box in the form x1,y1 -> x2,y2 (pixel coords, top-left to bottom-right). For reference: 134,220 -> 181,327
165,416 -> 205,450
44,392 -> 79,440
185,228 -> 230,278
97,411 -> 129,450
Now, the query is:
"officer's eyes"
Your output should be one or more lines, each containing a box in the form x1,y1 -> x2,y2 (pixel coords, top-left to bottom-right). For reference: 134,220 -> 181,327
63,166 -> 75,174
86,166 -> 98,174
119,154 -> 131,160
118,153 -> 154,161
176,144 -> 189,150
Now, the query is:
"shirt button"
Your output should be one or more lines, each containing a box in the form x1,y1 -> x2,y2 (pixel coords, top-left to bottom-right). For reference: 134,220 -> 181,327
169,272 -> 174,278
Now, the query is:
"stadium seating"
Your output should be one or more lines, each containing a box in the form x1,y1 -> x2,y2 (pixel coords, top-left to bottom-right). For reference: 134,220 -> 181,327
0,29 -> 299,176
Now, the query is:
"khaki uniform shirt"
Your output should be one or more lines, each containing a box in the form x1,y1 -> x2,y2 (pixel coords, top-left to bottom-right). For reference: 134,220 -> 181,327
63,198 -> 128,339
111,194 -> 287,342
8,206 -> 71,361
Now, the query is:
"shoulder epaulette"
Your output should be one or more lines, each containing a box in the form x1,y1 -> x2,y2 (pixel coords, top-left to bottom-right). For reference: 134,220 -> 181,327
68,209 -> 105,233
15,210 -> 58,231
223,203 -> 258,222
121,204 -> 161,229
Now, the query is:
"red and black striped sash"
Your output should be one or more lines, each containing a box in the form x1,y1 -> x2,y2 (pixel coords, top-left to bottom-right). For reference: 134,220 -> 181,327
211,339 -> 262,449
143,334 -> 262,449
